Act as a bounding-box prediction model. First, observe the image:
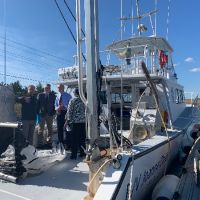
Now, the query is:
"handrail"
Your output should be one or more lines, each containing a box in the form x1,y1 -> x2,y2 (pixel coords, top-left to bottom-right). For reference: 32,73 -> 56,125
0,122 -> 22,129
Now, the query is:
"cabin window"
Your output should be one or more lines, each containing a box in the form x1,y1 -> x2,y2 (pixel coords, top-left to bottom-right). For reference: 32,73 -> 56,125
179,90 -> 185,103
175,89 -> 179,104
111,93 -> 132,103
175,89 -> 184,104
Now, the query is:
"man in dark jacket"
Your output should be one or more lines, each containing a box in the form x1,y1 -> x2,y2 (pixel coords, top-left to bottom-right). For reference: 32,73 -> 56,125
37,83 -> 56,143
17,85 -> 37,145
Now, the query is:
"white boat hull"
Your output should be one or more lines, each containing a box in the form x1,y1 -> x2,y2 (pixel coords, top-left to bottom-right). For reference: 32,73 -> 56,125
94,131 -> 183,200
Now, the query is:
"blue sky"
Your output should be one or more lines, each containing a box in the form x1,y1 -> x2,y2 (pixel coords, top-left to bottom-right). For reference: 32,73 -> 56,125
0,0 -> 199,98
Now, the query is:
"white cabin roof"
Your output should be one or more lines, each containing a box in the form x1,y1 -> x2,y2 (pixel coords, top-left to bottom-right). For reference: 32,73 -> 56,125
107,36 -> 173,58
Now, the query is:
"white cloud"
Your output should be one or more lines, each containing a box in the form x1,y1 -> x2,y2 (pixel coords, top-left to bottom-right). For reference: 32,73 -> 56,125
185,57 -> 194,63
189,67 -> 200,72
173,63 -> 180,67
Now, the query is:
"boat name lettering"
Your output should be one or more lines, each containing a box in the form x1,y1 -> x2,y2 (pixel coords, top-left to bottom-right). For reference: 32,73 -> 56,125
133,153 -> 168,192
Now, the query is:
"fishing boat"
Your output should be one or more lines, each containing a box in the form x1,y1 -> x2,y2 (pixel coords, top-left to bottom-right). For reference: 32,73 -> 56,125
0,1 -> 200,200
58,0 -> 200,199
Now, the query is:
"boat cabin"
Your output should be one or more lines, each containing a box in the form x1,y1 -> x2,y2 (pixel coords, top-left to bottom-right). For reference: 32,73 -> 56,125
58,36 -> 186,142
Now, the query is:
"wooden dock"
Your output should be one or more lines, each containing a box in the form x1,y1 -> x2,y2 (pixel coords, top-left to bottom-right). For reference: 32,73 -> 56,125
174,137 -> 200,200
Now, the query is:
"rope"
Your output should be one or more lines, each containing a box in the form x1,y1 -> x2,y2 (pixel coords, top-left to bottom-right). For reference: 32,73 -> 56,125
87,158 -> 112,194
111,115 -> 120,150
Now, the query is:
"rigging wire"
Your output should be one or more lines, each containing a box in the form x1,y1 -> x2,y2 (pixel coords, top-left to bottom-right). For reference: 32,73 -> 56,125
63,0 -> 85,37
53,0 -> 86,62
54,0 -> 77,44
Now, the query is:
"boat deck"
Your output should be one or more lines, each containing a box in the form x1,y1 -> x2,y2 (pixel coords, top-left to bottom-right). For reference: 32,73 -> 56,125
175,137 -> 200,200
0,153 -> 89,200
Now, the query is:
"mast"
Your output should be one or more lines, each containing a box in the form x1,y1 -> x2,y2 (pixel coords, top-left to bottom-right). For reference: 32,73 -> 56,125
84,0 -> 99,145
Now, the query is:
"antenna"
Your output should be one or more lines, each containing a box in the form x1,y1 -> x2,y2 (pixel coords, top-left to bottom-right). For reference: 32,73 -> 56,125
120,0 -> 123,39
120,0 -> 158,36
155,0 -> 157,36
131,0 -> 134,36
166,0 -> 171,40
136,0 -> 141,36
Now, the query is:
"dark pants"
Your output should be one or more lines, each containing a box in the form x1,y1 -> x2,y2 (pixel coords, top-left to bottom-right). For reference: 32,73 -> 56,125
22,120 -> 35,145
56,110 -> 67,143
71,123 -> 86,158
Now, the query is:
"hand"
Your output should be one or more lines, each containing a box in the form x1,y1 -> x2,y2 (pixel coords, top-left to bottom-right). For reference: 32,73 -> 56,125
64,121 -> 68,128
57,105 -> 62,112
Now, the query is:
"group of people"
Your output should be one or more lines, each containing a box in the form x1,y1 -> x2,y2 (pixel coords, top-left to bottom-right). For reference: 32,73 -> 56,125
17,83 -> 86,159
